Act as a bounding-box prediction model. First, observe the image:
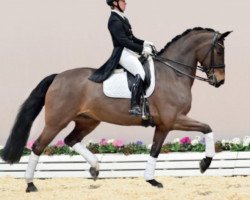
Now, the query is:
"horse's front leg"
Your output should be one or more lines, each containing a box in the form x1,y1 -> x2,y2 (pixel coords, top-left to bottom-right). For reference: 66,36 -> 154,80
173,115 -> 215,173
145,125 -> 169,188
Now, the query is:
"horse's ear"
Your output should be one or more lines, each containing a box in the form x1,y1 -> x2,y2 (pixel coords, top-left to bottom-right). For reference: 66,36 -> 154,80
219,31 -> 233,41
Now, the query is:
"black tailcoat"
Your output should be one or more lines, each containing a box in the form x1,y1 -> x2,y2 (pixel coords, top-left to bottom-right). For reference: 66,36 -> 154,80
89,12 -> 144,83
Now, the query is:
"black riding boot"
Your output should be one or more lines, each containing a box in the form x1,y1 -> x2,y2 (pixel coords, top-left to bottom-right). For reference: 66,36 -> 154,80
129,74 -> 144,116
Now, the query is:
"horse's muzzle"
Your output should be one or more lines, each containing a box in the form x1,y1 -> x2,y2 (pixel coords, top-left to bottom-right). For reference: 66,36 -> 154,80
214,79 -> 224,88
209,75 -> 225,88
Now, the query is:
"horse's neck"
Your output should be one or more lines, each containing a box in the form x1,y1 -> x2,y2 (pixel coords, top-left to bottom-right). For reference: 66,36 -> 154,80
159,32 -> 208,86
160,49 -> 197,87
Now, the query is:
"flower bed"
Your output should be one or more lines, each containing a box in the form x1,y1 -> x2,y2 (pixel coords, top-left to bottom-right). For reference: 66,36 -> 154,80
1,136 -> 250,156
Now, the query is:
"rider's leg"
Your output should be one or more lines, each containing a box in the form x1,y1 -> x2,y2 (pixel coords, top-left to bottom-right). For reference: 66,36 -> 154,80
119,48 -> 145,115
119,48 -> 145,80
129,74 -> 144,115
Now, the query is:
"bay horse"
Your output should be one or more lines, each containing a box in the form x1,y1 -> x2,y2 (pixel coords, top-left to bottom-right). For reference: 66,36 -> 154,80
1,27 -> 231,192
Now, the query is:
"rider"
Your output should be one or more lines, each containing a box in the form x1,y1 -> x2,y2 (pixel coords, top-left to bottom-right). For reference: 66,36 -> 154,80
89,0 -> 154,116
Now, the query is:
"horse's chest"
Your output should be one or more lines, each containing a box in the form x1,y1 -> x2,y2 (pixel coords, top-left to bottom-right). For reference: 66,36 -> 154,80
169,87 -> 192,112
176,93 -> 191,107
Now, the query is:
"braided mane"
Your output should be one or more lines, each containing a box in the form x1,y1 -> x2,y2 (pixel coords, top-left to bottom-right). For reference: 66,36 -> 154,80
157,27 -> 216,56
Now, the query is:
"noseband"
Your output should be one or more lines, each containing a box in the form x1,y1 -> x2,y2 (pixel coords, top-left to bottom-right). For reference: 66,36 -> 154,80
153,32 -> 225,83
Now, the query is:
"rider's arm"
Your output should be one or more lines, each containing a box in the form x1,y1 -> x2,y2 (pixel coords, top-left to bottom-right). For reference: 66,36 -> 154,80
109,20 -> 143,54
132,35 -> 144,45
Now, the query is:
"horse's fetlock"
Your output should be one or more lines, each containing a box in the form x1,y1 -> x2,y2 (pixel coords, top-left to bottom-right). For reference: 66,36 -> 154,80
64,137 -> 75,147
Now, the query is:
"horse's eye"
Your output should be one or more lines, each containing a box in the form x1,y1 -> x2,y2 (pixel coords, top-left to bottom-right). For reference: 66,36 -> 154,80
216,48 -> 224,55
216,43 -> 224,55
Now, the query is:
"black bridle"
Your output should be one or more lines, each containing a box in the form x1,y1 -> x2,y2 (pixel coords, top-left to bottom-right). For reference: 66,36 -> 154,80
152,32 -> 225,83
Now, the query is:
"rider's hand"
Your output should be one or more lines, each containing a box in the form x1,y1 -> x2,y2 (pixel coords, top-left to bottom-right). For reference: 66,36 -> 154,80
144,41 -> 154,47
142,46 -> 152,56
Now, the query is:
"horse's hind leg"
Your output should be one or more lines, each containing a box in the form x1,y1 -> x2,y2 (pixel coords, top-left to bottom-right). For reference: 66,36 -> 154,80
25,123 -> 68,192
64,117 -> 100,180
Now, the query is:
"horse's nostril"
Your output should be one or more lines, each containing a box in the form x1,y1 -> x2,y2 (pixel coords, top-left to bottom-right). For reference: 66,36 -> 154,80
215,80 -> 225,88
219,80 -> 225,85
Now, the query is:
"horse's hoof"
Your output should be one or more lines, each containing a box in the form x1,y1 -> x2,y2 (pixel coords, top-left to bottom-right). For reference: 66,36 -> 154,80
26,182 -> 38,193
146,179 -> 163,188
89,167 -> 99,181
199,157 -> 212,174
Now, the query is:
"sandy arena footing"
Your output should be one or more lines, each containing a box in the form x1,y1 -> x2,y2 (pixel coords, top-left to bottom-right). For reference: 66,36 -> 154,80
0,176 -> 250,200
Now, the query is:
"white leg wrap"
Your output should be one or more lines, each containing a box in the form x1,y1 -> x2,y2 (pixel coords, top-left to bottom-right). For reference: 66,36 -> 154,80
205,132 -> 215,157
72,143 -> 99,170
144,156 -> 157,181
24,152 -> 39,183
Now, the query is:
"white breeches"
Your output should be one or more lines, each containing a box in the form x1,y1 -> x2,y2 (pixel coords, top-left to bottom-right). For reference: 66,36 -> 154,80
119,48 -> 145,80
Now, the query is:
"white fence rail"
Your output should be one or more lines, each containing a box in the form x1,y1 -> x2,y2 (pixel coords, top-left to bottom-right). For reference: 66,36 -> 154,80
0,152 -> 249,178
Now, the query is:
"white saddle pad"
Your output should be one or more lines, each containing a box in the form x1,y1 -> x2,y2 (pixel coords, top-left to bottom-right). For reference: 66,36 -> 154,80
103,56 -> 155,98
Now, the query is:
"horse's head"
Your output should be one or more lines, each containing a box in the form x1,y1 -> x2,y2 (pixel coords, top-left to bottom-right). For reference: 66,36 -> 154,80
198,31 -> 232,88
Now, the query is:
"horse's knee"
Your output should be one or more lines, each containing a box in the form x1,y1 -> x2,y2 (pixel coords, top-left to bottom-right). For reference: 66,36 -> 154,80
149,144 -> 161,158
203,124 -> 212,134
64,121 -> 100,147
64,131 -> 85,147
64,135 -> 79,147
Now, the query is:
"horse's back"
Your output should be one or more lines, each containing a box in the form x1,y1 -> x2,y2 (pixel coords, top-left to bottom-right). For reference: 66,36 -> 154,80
51,67 -> 98,86
57,67 -> 96,79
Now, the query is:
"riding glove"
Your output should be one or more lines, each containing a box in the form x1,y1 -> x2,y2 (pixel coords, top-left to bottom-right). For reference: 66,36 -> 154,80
144,41 -> 154,47
142,46 -> 152,56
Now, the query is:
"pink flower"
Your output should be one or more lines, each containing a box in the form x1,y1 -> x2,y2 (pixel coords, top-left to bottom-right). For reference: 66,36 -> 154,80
113,139 -> 124,147
55,140 -> 65,147
100,138 -> 108,146
26,140 -> 35,150
180,137 -> 191,144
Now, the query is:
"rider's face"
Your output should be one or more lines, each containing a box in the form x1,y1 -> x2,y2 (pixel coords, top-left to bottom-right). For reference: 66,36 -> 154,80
115,0 -> 127,12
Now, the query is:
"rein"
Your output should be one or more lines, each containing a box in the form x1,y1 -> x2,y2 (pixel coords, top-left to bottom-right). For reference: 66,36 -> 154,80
153,56 -> 210,82
151,32 -> 225,83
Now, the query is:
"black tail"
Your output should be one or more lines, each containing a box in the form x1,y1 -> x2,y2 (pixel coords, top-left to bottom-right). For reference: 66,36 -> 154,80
1,74 -> 57,164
